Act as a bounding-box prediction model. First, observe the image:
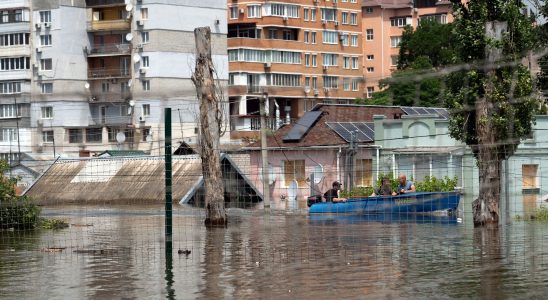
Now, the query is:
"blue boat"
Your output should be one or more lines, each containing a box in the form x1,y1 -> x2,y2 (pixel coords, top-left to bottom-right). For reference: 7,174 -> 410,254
308,191 -> 460,214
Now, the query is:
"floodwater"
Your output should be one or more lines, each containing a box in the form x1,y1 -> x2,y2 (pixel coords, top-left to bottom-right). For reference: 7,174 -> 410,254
0,205 -> 547,299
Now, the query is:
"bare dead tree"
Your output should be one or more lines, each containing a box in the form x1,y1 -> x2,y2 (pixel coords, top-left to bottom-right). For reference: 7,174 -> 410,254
191,27 -> 226,227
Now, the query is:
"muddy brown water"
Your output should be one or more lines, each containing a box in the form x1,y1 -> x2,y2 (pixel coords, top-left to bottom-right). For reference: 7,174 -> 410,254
0,205 -> 547,299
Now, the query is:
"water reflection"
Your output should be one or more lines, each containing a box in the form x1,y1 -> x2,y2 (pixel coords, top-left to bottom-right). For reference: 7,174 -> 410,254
0,205 -> 546,299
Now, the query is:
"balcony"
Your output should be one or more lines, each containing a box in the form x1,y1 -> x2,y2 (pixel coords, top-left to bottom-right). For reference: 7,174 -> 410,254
86,0 -> 125,7
87,19 -> 130,32
88,67 -> 130,79
89,115 -> 131,126
88,43 -> 131,56
230,115 -> 279,132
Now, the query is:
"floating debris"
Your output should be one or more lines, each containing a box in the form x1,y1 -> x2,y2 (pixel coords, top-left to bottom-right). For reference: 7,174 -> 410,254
73,249 -> 118,255
70,224 -> 94,227
41,247 -> 66,253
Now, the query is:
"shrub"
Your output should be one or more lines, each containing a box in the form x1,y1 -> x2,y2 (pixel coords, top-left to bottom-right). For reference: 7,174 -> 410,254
339,174 -> 458,197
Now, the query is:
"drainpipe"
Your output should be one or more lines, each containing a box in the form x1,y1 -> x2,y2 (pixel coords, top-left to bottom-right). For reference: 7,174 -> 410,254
392,153 -> 396,178
337,146 -> 342,183
376,147 -> 380,181
274,99 -> 280,130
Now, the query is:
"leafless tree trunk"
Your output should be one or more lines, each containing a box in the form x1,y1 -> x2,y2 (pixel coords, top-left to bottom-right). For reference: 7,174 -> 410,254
191,27 -> 226,227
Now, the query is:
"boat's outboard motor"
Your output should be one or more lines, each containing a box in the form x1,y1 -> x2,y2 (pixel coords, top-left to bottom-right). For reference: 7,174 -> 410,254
307,195 -> 322,207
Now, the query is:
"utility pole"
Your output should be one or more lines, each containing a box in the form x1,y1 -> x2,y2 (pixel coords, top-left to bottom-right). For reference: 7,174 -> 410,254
14,97 -> 20,165
260,93 -> 271,211
164,108 -> 173,255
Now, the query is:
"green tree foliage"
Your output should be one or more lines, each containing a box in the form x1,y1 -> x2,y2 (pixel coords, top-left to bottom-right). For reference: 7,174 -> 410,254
0,160 -> 40,230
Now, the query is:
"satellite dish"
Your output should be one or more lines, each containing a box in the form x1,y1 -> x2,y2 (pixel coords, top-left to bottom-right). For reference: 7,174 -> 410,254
129,100 -> 136,107
116,132 -> 126,143
287,180 -> 298,210
133,54 -> 141,63
84,82 -> 90,89
125,4 -> 133,12
145,134 -> 153,143
313,164 -> 324,184
128,79 -> 132,87
125,33 -> 133,42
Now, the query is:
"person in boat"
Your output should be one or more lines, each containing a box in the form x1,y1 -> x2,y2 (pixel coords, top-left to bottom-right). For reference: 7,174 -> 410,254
371,176 -> 397,196
397,174 -> 416,194
324,181 -> 347,202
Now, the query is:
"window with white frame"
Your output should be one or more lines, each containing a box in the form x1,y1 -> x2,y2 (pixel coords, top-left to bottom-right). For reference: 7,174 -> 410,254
142,80 -> 150,91
365,7 -> 373,14
86,128 -> 102,143
39,11 -> 51,23
312,77 -> 317,89
305,54 -> 310,66
142,56 -> 149,68
367,67 -> 374,73
391,36 -> 402,48
322,30 -> 338,44
68,128 -> 82,143
102,82 -> 109,92
142,104 -> 150,116
341,33 -> 349,46
419,13 -> 447,24
311,8 -> 316,21
352,78 -> 360,91
272,51 -> 301,64
121,82 -> 129,94
267,73 -> 301,86
0,104 -> 20,118
41,83 -> 53,94
0,57 -> 30,71
0,82 -> 21,94
323,76 -> 339,89
343,77 -> 350,91
367,86 -> 374,98
304,31 -> 309,43
247,5 -> 261,18
119,105 -> 128,116
391,17 -> 408,27
40,58 -> 52,71
42,130 -> 54,143
311,54 -> 317,67
230,6 -> 238,19
0,128 -> 17,142
141,8 -> 148,20
366,29 -> 373,40
343,56 -> 350,69
391,55 -> 399,66
322,53 -> 338,66
305,76 -> 310,88
269,4 -> 299,18
0,33 -> 30,46
341,12 -> 348,24
304,8 -> 309,21
350,34 -> 358,47
311,31 -> 317,44
321,8 -> 337,22
352,57 -> 359,69
40,34 -> 52,46
367,54 -> 374,60
41,106 -> 53,119
141,31 -> 149,43
350,0 -> 357,3
350,13 -> 358,25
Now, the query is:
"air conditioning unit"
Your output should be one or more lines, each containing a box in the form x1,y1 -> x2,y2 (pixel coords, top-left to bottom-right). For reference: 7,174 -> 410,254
339,34 -> 345,41
35,23 -> 41,29
137,20 -> 145,26
44,22 -> 51,28
215,19 -> 220,25
136,43 -> 143,49
313,89 -> 319,96
334,21 -> 339,26
283,16 -> 288,21
324,87 -> 330,93
139,115 -> 146,122
139,68 -> 146,74
239,8 -> 244,14
323,65 -> 329,71
304,87 -> 310,94
322,20 -> 328,25
36,47 -> 42,53
264,62 -> 272,68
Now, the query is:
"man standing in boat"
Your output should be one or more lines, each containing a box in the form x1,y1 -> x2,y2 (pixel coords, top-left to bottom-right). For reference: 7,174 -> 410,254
397,174 -> 416,194
324,181 -> 347,202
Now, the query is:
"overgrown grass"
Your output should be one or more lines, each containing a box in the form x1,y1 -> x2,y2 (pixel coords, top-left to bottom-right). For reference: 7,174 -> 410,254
514,206 -> 548,222
39,218 -> 69,230
339,174 -> 458,197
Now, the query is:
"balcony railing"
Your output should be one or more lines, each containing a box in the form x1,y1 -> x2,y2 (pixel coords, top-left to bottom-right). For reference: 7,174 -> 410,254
89,91 -> 131,103
230,115 -> 291,131
87,20 -> 130,31
86,0 -> 125,7
89,43 -> 131,56
88,68 -> 130,79
247,85 -> 262,94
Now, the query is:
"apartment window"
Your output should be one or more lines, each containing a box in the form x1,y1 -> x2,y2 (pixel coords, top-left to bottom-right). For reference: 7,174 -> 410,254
522,165 -> 538,189
141,8 -> 148,20
321,8 -> 337,22
142,128 -> 151,142
419,13 -> 447,24
352,78 -> 360,91
367,55 -> 374,60
40,11 -> 51,23
120,105 -> 128,116
355,159 -> 373,186
304,31 -> 309,43
142,56 -> 149,68
365,7 -> 373,14
283,160 -> 306,187
343,56 -> 350,69
304,8 -> 309,21
311,54 -> 317,67
41,83 -> 53,94
142,104 -> 150,116
367,67 -> 374,73
342,12 -> 349,24
341,33 -> 349,46
350,34 -> 358,47
311,8 -> 317,21
86,128 -> 102,143
367,86 -> 374,98
269,4 -> 299,18
40,34 -> 52,46
41,106 -> 53,119
305,54 -> 310,66
352,57 -> 359,69
267,74 -> 301,87
323,30 -> 338,44
0,33 -> 30,46
42,131 -> 54,143
391,55 -> 399,66
268,29 -> 277,39
40,58 -> 52,71
323,76 -> 339,89
391,36 -> 402,48
142,80 -> 150,91
350,13 -> 358,25
0,82 -> 21,94
322,53 -> 338,66
0,104 -> 21,118
230,6 -> 238,19
141,31 -> 149,43
391,17 -> 408,27
305,77 -> 310,88
272,51 -> 301,64
247,5 -> 261,18
366,29 -> 373,41
312,77 -> 317,89
0,128 -> 17,142
343,78 -> 350,91
311,31 -> 317,44
351,0 -> 357,3
68,129 -> 82,143
102,82 -> 109,92
0,57 -> 30,71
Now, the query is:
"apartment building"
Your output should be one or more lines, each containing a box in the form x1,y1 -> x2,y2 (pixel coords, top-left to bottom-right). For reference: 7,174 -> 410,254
361,0 -> 453,96
228,0 -> 364,140
0,0 -> 228,167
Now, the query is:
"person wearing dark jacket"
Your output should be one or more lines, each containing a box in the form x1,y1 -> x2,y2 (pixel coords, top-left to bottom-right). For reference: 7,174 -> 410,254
371,177 -> 397,196
324,181 -> 347,202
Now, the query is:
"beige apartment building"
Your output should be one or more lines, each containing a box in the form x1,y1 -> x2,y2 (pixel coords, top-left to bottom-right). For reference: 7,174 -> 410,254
228,0 -> 364,140
361,0 -> 453,96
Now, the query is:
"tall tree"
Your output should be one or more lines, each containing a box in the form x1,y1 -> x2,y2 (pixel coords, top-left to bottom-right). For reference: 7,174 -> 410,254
191,27 -> 226,227
445,0 -> 540,227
